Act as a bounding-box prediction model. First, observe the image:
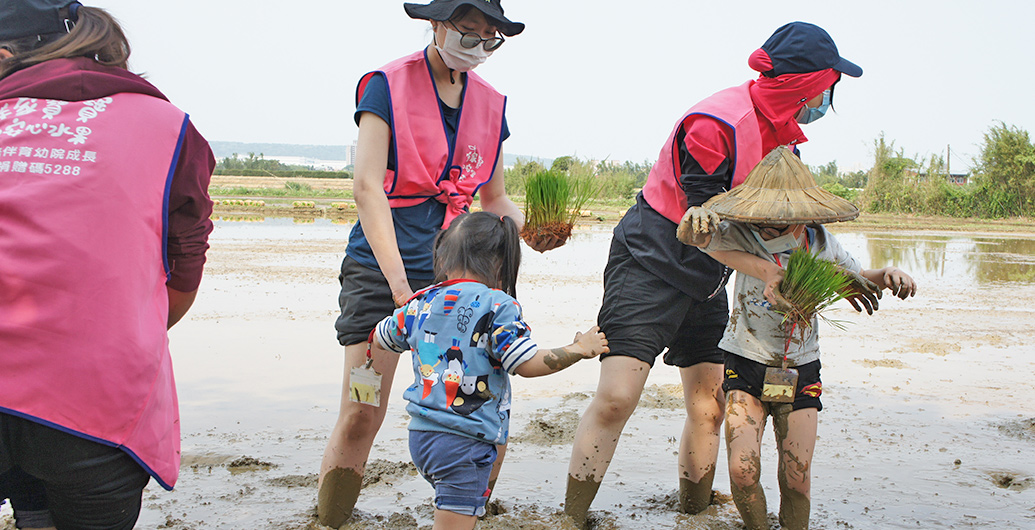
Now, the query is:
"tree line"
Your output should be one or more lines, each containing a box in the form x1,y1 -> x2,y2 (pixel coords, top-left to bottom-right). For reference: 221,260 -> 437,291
505,122 -> 1035,219
215,153 -> 352,179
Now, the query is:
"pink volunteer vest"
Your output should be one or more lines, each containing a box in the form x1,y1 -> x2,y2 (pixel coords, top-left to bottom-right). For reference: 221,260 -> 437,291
357,49 -> 506,228
642,81 -> 764,224
0,92 -> 188,490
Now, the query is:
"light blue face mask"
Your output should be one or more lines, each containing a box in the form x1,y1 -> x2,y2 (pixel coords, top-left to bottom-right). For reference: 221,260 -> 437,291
751,227 -> 803,254
796,89 -> 831,125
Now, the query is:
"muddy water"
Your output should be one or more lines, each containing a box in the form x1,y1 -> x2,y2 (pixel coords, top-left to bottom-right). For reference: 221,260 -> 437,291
10,219 -> 1030,529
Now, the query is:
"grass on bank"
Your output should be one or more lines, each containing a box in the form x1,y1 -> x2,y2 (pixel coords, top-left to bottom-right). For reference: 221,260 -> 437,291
209,181 -> 353,200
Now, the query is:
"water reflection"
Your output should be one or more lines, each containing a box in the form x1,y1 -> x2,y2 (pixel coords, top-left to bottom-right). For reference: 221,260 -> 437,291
833,232 -> 1035,285
214,219 -> 1035,286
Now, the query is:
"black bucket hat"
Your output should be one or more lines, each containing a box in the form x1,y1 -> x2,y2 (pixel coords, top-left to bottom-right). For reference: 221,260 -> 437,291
0,0 -> 81,41
754,21 -> 862,78
403,0 -> 524,37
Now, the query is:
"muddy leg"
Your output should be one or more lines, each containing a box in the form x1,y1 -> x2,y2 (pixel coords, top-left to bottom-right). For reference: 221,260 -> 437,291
318,342 -> 400,527
677,362 -> 725,514
725,390 -> 768,530
565,356 -> 651,528
773,406 -> 816,530
485,443 -> 506,504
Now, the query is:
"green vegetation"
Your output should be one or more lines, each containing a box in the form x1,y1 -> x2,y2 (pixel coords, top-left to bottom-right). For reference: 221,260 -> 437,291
523,169 -> 596,231
215,152 -> 351,178
809,160 -> 866,202
505,156 -> 649,201
211,122 -> 1035,223
209,184 -> 353,199
218,152 -> 289,172
778,249 -> 852,330
861,123 -> 1035,218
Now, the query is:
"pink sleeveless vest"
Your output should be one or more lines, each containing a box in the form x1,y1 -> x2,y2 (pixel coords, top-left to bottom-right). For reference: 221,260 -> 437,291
0,92 -> 188,490
357,49 -> 506,228
642,81 -> 764,224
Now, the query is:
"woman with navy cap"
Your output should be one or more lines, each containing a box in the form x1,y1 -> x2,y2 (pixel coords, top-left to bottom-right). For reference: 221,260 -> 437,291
318,0 -> 534,526
564,22 -> 872,527
0,1 -> 214,528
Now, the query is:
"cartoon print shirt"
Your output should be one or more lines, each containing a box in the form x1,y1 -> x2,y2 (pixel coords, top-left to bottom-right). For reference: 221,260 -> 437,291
374,279 -> 538,445
703,223 -> 861,367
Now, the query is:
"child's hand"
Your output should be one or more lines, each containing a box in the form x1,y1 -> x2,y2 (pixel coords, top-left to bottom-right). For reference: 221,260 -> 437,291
883,267 -> 917,299
841,267 -> 882,315
676,207 -> 720,246
762,268 -> 795,313
573,325 -> 609,359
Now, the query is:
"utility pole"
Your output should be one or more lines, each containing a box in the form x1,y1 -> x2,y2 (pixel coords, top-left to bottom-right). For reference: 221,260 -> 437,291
947,144 -> 951,176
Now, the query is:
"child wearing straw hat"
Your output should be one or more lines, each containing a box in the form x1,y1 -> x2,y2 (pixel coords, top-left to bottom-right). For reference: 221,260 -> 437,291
677,146 -> 917,530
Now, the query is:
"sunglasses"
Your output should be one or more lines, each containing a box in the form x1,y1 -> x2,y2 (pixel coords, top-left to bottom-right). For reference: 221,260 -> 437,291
748,224 -> 792,239
449,21 -> 505,51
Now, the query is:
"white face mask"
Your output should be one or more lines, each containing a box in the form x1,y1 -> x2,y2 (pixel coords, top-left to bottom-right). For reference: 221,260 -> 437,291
435,27 -> 492,72
751,228 -> 803,254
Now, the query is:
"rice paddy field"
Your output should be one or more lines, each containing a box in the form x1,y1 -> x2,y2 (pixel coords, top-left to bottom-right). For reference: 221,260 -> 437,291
5,216 -> 1033,529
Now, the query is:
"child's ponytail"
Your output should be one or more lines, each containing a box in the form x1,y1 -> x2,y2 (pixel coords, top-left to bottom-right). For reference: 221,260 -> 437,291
497,215 -> 520,298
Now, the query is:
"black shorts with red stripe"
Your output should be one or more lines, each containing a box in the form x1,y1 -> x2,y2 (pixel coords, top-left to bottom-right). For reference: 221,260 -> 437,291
721,353 -> 823,412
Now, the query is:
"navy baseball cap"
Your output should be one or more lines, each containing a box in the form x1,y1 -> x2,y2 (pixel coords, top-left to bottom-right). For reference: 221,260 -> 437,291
0,0 -> 81,41
752,21 -> 862,78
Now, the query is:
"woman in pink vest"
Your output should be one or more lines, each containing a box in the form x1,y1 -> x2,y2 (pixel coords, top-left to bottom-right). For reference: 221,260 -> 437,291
0,1 -> 214,529
564,22 -> 873,527
318,1 -> 542,526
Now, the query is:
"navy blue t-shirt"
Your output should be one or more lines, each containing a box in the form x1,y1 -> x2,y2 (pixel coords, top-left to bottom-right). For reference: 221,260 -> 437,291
347,73 -> 510,280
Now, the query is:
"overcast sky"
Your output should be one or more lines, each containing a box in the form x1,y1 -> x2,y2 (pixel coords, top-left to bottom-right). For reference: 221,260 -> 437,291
91,0 -> 1033,172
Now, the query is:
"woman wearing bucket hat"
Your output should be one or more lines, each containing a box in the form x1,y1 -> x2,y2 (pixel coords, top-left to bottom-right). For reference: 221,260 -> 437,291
679,146 -> 916,530
319,0 -> 532,526
0,1 -> 214,528
564,21 -> 879,526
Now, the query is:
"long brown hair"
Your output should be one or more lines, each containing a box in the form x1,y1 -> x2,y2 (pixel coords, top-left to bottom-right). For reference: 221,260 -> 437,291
0,6 -> 130,80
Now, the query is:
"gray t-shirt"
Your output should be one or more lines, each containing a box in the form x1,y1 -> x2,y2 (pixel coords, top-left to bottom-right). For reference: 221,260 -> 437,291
703,222 -> 862,366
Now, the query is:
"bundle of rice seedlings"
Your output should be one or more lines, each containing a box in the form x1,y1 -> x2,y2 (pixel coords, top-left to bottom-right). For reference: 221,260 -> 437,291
777,249 -> 853,331
521,169 -> 597,251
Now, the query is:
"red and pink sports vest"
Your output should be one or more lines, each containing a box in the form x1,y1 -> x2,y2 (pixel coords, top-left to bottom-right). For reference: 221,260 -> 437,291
642,81 -> 764,224
357,49 -> 506,228
0,92 -> 188,490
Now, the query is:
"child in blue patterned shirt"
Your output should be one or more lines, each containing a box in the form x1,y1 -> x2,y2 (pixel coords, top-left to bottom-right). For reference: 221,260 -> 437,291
371,211 -> 608,529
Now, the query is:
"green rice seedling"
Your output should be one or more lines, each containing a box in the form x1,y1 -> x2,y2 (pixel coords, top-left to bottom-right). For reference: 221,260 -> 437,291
521,169 -> 600,250
524,170 -> 569,232
778,249 -> 853,331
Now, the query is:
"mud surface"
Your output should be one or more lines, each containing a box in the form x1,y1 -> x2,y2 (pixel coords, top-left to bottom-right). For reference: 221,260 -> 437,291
6,221 -> 1030,528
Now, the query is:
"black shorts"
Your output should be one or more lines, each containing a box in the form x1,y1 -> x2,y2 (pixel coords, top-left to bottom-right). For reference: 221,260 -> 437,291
334,256 -> 432,346
597,236 -> 728,368
0,413 -> 150,529
721,353 -> 823,412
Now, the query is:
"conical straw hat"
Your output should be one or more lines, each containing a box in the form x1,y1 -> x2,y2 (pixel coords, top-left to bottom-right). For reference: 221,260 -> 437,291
703,146 -> 859,224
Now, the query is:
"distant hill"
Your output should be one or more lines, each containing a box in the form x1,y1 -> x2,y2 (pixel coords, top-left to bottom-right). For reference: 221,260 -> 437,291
210,141 -> 551,168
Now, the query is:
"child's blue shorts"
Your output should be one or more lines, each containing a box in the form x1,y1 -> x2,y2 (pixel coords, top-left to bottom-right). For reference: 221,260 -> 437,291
409,430 -> 497,516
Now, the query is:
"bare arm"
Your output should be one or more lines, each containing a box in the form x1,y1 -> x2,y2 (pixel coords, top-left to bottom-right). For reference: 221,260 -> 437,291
167,287 -> 198,328
477,162 -> 523,229
514,326 -> 609,377
354,112 -> 412,306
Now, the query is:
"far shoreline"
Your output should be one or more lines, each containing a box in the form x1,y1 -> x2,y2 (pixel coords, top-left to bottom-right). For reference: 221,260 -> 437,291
208,174 -> 1035,235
